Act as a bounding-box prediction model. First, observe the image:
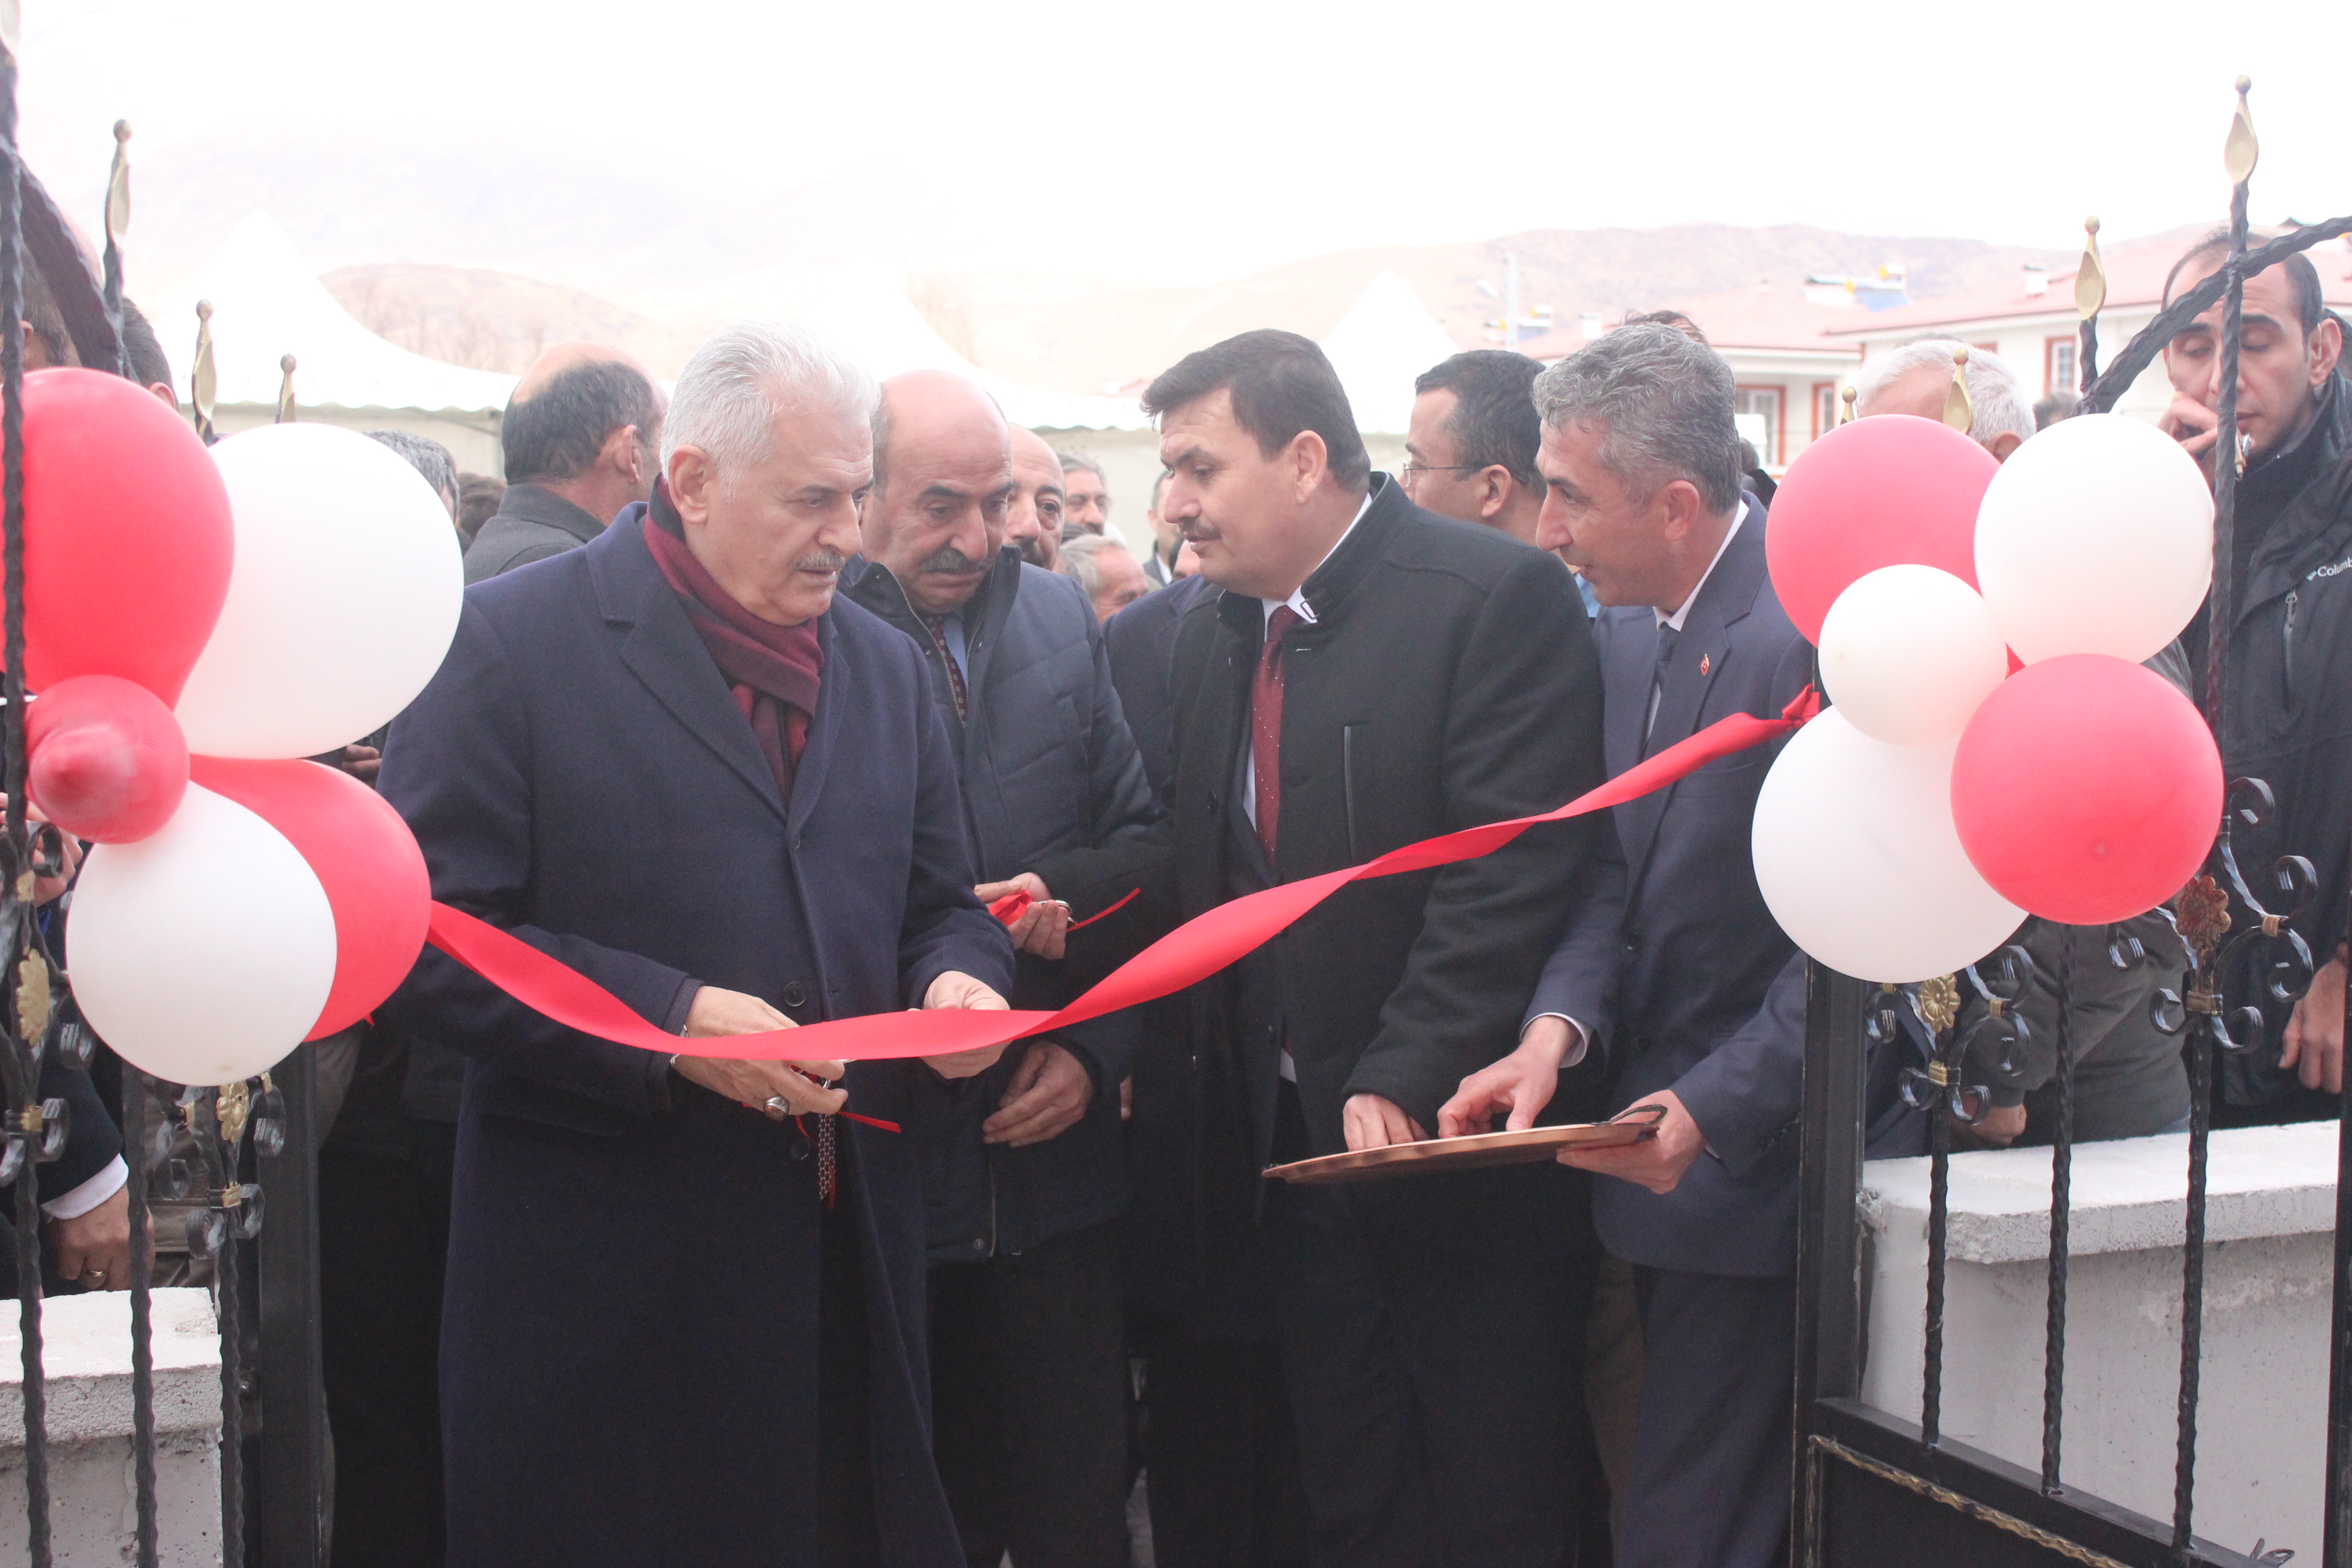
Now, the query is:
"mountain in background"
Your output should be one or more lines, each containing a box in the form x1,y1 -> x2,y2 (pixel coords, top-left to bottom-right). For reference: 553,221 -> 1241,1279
115,127 -> 2080,387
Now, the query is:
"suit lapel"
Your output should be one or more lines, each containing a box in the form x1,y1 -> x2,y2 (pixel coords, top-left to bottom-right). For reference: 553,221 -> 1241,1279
1616,510 -> 1769,887
592,519 -> 789,824
787,614 -> 843,837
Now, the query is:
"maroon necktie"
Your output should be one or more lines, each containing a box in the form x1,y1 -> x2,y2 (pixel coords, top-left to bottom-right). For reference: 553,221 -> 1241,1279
1252,606 -> 1303,864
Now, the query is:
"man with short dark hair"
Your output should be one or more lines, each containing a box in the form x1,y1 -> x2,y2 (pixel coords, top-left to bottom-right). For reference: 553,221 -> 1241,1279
1058,450 -> 1111,535
2161,231 -> 2351,1122
463,343 -> 665,583
1133,327 -> 1607,1566
1404,350 -> 1546,545
844,370 -> 1158,1568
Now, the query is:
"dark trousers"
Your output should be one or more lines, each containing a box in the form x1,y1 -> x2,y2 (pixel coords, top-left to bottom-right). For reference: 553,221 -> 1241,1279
1620,1266 -> 1797,1568
319,1120 -> 457,1568
1262,1148 -> 1587,1567
930,1218 -> 1131,1567
1137,1320 -> 1308,1568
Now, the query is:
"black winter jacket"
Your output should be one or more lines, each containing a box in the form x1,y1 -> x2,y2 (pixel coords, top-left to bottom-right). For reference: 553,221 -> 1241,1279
2187,374 -> 2352,1115
843,549 -> 1161,1261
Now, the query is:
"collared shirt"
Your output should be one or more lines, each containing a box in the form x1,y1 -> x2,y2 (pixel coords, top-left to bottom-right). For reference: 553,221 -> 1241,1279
1243,490 -> 1373,830
938,608 -> 970,685
1647,497 -> 1748,734
1524,499 -> 1746,1071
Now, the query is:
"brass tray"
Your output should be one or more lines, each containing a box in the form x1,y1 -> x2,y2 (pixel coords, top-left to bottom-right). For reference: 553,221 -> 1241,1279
1262,1105 -> 1667,1186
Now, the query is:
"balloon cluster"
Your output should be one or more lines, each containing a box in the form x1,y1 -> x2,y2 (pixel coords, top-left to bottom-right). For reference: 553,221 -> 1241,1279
1754,412 -> 2221,983
24,370 -> 461,1083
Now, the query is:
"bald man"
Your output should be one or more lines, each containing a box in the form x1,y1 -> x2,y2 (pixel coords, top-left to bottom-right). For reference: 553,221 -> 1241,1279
1007,426 -> 1067,570
464,342 -> 667,584
843,369 -> 1158,1568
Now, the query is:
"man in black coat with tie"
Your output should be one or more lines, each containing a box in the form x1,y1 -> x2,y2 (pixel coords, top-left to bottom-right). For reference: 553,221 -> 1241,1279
382,321 -> 1014,1568
1132,329 -> 1608,1566
1450,323 -> 1813,1567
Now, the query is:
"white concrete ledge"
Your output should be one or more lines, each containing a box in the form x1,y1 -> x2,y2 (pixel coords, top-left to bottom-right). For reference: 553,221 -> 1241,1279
0,1288 -> 222,1565
1859,1120 -> 2337,1264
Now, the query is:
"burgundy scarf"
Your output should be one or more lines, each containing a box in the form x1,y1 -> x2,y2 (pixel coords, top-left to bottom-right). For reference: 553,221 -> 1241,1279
642,490 -> 823,801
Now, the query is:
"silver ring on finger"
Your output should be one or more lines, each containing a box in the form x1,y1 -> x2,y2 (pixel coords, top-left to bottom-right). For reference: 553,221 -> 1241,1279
763,1096 -> 794,1119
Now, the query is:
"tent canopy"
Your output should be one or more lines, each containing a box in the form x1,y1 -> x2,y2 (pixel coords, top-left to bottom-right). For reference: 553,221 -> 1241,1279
1320,271 -> 1462,436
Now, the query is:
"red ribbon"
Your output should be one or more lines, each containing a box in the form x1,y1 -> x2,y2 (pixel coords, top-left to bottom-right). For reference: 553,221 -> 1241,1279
423,688 -> 1820,1064
989,885 -> 1142,932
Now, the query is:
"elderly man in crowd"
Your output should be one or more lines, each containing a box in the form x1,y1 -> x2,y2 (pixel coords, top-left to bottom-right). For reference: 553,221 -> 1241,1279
464,342 -> 666,582
1141,470 -> 1200,585
1007,425 -> 1066,570
1122,329 -> 1607,1566
843,370 -> 1158,1568
1057,530 -> 1151,622
1852,337 -> 2038,459
2160,231 -> 2351,1124
1403,350 -> 1548,546
1446,322 -> 1812,1568
1058,450 -> 1112,536
1856,340 -> 2191,1154
382,322 -> 1013,1568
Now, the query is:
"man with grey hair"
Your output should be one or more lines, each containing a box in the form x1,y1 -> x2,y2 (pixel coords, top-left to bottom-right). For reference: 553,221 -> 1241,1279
1854,338 -> 2036,460
382,320 -> 1013,1568
1056,530 -> 1150,621
1056,448 -> 1111,535
1443,320 -> 1813,1568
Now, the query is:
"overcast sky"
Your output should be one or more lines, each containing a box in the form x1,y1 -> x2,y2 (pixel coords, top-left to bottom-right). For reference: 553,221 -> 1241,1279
19,0 -> 2350,282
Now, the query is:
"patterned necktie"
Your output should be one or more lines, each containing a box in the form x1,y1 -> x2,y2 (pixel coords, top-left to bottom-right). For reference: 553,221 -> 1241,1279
816,1115 -> 838,1208
918,614 -> 969,723
1252,606 -> 1303,864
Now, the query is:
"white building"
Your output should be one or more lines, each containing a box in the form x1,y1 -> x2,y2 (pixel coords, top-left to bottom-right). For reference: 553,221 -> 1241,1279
1514,284 -> 1864,471
1828,229 -> 2352,423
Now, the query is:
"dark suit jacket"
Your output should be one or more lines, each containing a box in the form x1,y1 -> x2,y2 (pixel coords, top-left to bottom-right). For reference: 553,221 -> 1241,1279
460,482 -> 610,585
1162,476 -> 1607,1160
1107,573 -> 1213,798
380,517 -> 1011,1568
1524,503 -> 1814,1277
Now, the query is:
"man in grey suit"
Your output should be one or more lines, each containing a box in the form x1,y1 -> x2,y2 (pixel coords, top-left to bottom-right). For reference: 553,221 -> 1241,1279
1445,323 -> 1812,1568
464,343 -> 666,583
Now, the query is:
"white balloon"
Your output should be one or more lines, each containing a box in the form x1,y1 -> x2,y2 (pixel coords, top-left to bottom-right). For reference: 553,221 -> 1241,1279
1974,413 -> 2213,666
1752,712 -> 2025,983
176,423 -> 464,757
1818,566 -> 2008,746
68,784 -> 337,1083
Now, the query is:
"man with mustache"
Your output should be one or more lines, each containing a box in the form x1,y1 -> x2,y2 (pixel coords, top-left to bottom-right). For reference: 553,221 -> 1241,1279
843,369 -> 1160,1567
1007,425 -> 1066,569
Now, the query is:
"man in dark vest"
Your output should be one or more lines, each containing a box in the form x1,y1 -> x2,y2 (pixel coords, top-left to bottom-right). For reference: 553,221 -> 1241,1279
841,368 -> 1158,1567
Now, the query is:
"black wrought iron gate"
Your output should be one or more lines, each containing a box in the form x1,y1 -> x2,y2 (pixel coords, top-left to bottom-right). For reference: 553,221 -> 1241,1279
1794,82 -> 2352,1568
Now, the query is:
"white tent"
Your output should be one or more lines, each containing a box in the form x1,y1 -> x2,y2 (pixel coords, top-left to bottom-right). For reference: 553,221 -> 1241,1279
162,213 -> 519,415
782,274 -> 1149,431
1320,271 -> 1461,435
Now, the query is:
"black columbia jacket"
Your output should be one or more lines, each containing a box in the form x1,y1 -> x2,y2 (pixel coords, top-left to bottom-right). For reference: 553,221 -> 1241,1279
2188,373 -> 2352,1115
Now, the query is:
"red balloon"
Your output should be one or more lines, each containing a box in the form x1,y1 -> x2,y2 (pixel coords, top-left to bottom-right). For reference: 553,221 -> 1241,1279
24,674 -> 189,843
1950,655 -> 2221,925
189,757 -> 430,1040
18,368 -> 235,705
1765,414 -> 1999,644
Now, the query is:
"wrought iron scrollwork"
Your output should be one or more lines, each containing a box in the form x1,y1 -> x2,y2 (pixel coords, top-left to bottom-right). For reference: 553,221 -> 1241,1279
2153,777 -> 2317,1054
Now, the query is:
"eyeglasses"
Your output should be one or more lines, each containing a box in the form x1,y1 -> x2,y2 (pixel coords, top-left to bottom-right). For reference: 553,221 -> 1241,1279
1399,461 -> 1482,483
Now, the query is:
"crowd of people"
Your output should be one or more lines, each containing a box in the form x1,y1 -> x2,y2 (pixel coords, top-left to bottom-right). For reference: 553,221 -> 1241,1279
3,225 -> 2347,1568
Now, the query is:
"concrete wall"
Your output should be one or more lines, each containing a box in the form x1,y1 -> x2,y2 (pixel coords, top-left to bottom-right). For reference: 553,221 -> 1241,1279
0,1289 -> 223,1565
1861,1123 -> 2335,1560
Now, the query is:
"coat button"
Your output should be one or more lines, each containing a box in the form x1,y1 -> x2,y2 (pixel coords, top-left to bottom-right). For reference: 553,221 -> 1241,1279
970,1238 -> 987,1253
782,983 -> 808,1009
789,1136 -> 812,1161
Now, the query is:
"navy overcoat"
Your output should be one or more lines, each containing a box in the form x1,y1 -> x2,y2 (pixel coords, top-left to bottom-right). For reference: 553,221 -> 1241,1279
380,515 -> 1012,1567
